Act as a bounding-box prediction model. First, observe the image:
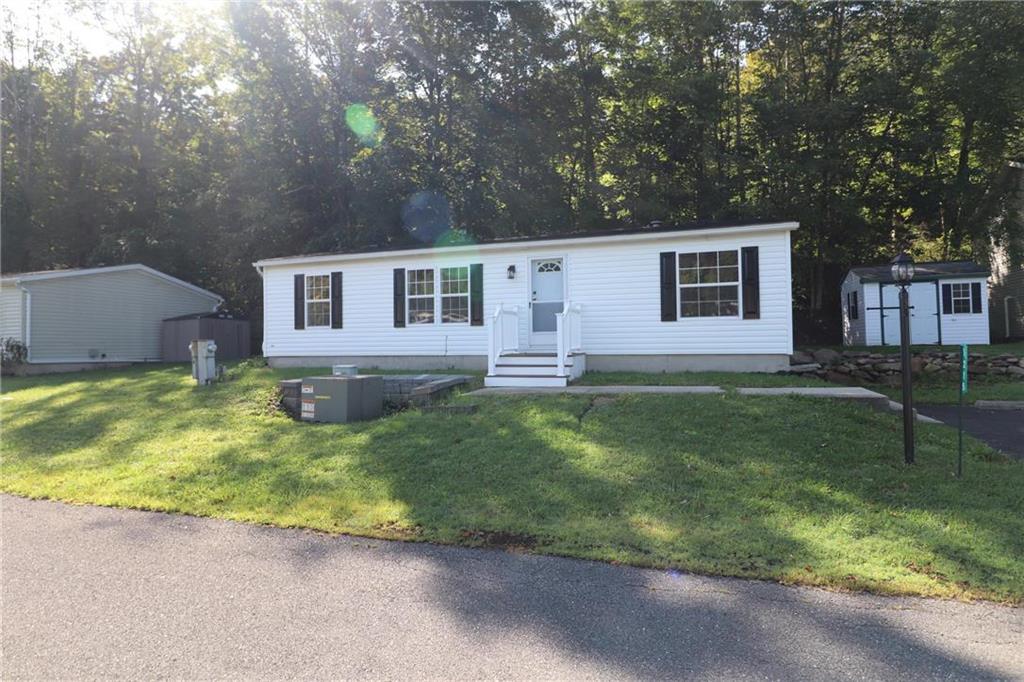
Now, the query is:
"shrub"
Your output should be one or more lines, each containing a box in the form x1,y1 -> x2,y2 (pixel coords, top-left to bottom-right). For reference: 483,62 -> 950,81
0,337 -> 28,372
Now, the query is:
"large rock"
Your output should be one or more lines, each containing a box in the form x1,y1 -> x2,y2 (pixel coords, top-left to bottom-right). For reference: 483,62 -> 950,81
790,350 -> 815,365
789,363 -> 822,373
812,348 -> 842,365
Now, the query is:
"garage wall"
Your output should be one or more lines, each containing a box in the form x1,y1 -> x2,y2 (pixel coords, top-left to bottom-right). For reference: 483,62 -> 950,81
25,270 -> 220,362
0,285 -> 24,343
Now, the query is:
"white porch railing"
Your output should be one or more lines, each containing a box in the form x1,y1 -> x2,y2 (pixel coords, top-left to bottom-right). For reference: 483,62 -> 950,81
487,303 -> 520,375
555,301 -> 582,377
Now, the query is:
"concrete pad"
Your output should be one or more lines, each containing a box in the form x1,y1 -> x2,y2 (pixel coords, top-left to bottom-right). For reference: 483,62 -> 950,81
736,386 -> 887,400
468,385 -> 725,396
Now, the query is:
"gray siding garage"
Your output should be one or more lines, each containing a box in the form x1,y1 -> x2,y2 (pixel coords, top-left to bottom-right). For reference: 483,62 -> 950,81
0,264 -> 222,366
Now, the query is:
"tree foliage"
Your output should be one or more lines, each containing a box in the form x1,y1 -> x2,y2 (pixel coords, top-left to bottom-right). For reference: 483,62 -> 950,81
3,0 -> 1023,343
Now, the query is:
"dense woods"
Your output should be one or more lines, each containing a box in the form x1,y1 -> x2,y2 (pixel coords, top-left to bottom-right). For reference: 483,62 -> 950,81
3,0 -> 1023,343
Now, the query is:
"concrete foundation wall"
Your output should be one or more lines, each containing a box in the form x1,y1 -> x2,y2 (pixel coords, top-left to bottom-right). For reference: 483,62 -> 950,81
268,355 -> 488,371
9,361 -> 134,376
585,354 -> 789,373
268,353 -> 789,373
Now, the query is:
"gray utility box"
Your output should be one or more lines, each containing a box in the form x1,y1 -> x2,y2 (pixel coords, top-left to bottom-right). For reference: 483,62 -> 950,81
300,375 -> 384,423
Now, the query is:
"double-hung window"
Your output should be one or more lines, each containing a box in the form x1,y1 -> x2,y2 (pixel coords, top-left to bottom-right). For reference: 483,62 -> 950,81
440,266 -> 469,323
950,282 -> 972,314
678,250 -> 739,317
407,269 -> 435,324
405,266 -> 473,325
305,274 -> 331,327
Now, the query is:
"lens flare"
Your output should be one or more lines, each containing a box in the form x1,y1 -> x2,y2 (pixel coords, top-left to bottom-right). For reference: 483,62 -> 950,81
401,190 -> 451,243
345,103 -> 380,146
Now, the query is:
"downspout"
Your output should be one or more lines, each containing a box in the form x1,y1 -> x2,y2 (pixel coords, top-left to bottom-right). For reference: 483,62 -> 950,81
253,263 -> 266,356
16,281 -> 31,362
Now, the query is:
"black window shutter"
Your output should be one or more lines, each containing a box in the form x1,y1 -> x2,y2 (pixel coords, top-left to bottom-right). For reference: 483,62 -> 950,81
970,282 -> 982,313
941,284 -> 952,314
851,291 -> 859,319
741,246 -> 760,319
294,274 -> 305,330
469,263 -> 484,326
393,268 -> 406,327
659,252 -> 677,321
330,272 -> 343,329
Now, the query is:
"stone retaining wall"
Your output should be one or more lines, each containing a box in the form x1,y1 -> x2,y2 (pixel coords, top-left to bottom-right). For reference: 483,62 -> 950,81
789,348 -> 1024,385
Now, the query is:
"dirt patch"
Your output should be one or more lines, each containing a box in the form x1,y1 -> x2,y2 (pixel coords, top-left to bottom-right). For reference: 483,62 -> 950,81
576,395 -> 617,427
459,529 -> 538,550
372,521 -> 424,539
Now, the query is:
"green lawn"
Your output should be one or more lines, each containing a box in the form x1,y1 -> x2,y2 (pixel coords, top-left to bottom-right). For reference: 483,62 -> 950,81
874,374 -> 1024,405
2,364 -> 1022,604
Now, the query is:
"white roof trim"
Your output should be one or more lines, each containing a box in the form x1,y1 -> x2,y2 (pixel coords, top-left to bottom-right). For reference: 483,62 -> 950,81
254,221 -> 800,269
0,264 -> 223,303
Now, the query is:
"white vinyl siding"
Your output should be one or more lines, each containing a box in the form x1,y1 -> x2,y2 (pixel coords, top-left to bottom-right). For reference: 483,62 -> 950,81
851,276 -> 990,346
260,227 -> 795,359
0,285 -> 25,343
840,272 -> 865,345
22,270 -> 220,362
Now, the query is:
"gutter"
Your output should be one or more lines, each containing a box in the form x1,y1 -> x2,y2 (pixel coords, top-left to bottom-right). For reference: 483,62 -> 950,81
15,281 -> 32,362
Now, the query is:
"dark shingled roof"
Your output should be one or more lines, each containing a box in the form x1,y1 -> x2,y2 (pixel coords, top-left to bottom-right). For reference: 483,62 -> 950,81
851,260 -> 990,283
254,218 -> 795,264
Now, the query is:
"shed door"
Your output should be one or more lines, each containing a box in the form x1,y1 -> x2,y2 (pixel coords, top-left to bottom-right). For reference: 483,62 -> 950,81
879,283 -> 938,345
909,283 -> 939,344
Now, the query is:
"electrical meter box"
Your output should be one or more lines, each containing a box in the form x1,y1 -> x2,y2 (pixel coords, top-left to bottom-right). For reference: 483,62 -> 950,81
300,375 -> 384,423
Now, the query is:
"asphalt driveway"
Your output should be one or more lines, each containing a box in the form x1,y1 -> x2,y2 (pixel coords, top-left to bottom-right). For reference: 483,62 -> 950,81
917,404 -> 1024,460
2,495 -> 1021,680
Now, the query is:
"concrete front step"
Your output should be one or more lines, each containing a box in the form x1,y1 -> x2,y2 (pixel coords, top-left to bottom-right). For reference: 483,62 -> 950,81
492,364 -> 566,377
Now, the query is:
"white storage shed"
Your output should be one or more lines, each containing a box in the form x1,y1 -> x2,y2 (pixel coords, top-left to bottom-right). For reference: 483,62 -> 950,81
840,261 -> 990,347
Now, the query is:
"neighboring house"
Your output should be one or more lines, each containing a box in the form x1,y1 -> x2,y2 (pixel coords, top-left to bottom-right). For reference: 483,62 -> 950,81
254,219 -> 798,387
840,261 -> 990,347
988,243 -> 1024,341
0,264 -> 223,370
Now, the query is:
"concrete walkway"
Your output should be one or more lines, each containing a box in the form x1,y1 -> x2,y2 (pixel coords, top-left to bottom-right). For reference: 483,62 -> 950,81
3,495 -> 1021,680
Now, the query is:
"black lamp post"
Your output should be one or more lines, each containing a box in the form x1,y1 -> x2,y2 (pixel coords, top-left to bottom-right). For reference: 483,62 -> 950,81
891,252 -> 916,465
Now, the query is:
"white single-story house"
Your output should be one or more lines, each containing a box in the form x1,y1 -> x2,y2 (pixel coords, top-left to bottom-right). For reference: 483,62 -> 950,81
254,219 -> 798,387
840,261 -> 990,347
0,264 -> 223,371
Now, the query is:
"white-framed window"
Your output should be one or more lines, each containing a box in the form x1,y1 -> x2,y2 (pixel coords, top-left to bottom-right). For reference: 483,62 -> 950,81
407,268 -> 435,324
678,250 -> 739,317
305,274 -> 331,327
440,266 -> 469,324
951,282 -> 971,314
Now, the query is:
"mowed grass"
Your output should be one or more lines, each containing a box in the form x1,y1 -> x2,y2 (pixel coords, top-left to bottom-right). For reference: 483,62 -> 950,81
2,364 -> 1022,603
575,370 -> 832,388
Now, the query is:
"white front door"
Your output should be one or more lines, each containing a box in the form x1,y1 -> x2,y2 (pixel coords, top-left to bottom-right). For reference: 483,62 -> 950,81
529,257 -> 564,348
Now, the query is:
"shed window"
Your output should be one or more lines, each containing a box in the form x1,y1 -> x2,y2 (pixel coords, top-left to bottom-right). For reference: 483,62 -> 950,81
305,275 -> 331,327
678,250 -> 739,317
847,290 -> 859,320
407,269 -> 435,324
440,266 -> 469,324
950,283 -> 972,314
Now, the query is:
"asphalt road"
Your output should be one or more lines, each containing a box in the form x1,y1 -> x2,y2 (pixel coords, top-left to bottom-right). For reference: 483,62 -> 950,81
917,404 -> 1024,460
2,495 -> 1022,680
